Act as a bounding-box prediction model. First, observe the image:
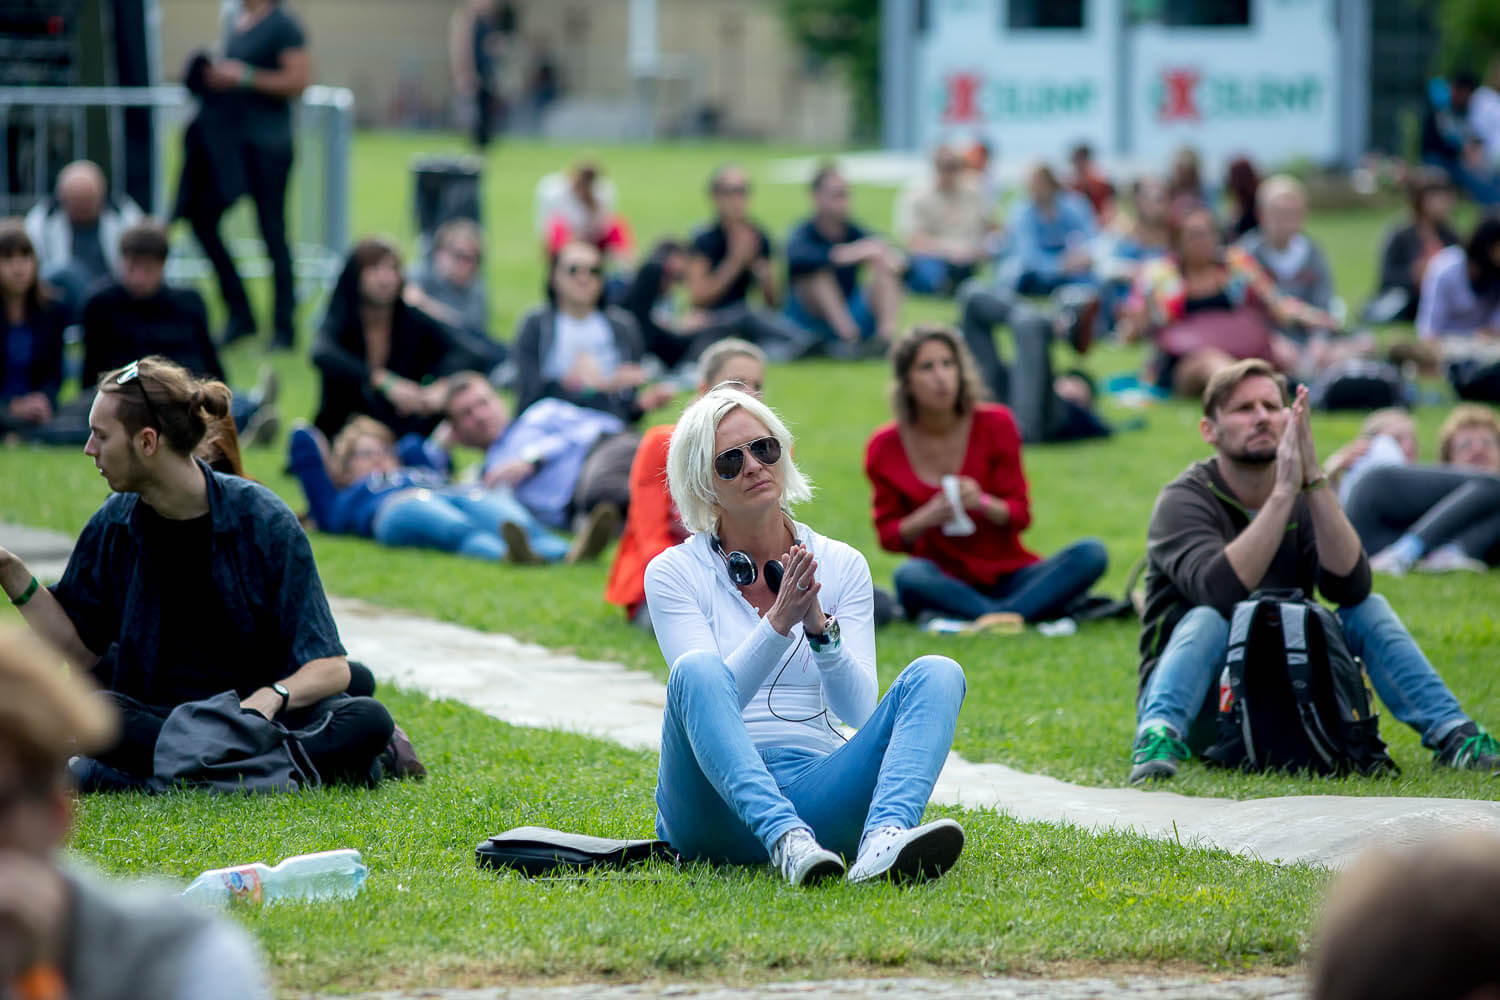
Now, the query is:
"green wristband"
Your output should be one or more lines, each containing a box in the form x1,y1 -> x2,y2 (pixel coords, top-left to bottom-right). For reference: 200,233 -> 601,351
239,64 -> 255,90
10,575 -> 39,607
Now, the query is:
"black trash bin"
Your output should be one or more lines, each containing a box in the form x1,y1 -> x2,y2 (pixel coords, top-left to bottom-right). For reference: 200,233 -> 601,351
412,154 -> 483,247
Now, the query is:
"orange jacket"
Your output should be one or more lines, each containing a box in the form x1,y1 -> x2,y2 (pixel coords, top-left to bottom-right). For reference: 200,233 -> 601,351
604,424 -> 688,616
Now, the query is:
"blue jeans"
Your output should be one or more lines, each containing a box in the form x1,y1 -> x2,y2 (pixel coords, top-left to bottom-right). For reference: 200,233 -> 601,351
893,539 -> 1108,623
654,650 -> 966,863
1136,595 -> 1469,750
783,285 -> 877,343
1421,153 -> 1500,206
905,255 -> 975,296
372,485 -> 571,562
1015,271 -> 1096,297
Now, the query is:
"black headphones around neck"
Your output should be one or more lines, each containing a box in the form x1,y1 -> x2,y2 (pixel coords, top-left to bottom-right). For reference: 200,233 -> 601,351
711,528 -> 802,595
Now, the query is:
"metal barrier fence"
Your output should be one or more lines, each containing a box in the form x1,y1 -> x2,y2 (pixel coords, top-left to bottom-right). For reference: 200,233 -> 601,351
0,83 -> 352,287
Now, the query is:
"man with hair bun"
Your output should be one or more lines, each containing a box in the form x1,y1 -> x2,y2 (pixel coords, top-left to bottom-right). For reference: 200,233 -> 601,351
0,628 -> 270,998
0,356 -> 399,789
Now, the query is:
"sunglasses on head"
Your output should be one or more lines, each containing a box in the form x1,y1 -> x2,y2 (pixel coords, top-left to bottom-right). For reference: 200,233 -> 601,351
565,262 -> 603,278
714,436 -> 781,480
116,359 -> 161,428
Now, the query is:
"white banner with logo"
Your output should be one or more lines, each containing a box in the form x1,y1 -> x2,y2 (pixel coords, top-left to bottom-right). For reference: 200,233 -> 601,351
914,0 -> 1114,159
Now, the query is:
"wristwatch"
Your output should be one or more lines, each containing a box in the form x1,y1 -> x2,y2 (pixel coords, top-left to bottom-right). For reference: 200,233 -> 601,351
271,682 -> 291,716
807,614 -> 841,652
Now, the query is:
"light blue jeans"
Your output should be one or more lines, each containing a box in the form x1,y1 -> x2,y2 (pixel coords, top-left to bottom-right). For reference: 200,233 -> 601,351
655,650 -> 966,863
1137,595 -> 1469,750
372,485 -> 571,562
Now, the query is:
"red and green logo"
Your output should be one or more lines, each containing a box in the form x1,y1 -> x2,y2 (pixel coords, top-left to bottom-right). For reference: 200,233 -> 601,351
1150,68 -> 1323,122
937,73 -> 1097,123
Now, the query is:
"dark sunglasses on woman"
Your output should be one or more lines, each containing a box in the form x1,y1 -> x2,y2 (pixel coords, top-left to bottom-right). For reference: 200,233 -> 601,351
714,436 -> 782,480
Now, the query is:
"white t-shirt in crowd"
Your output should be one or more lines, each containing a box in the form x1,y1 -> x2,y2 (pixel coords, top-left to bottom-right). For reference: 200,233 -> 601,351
1469,85 -> 1500,163
542,310 -> 621,382
1258,234 -> 1311,285
644,521 -> 878,755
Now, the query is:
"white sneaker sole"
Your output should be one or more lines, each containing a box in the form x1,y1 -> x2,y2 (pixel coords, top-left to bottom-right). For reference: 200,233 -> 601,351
848,819 -> 965,884
793,854 -> 847,887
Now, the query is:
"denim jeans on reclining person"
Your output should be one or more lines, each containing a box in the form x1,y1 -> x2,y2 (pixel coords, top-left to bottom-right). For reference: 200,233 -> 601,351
1135,595 -> 1471,750
893,539 -> 1109,624
654,650 -> 966,863
371,485 -> 570,562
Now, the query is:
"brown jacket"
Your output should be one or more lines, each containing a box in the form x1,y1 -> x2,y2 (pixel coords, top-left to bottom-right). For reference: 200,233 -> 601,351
1136,458 -> 1372,691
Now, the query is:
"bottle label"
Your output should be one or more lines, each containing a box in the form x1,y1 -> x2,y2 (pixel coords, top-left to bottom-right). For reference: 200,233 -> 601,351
223,868 -> 263,904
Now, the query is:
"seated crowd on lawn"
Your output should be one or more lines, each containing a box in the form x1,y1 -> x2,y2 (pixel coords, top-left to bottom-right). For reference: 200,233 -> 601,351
3,125 -> 1500,878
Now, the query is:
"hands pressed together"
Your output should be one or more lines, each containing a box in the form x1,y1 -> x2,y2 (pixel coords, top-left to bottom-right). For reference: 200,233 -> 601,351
1273,385 -> 1324,499
766,545 -> 827,638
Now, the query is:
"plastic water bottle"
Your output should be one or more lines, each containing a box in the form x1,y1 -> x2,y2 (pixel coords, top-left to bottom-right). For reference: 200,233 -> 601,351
181,849 -> 368,905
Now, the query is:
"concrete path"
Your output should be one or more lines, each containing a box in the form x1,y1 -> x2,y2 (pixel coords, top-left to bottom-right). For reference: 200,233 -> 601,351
330,596 -> 1500,870
7,521 -> 1500,871
304,973 -> 1304,1000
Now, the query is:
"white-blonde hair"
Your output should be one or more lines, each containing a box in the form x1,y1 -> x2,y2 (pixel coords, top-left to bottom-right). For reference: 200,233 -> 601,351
666,386 -> 812,535
1257,173 -> 1306,210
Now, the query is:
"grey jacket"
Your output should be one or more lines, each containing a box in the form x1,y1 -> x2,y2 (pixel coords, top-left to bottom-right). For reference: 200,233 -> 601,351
61,864 -> 269,1000
152,691 -> 324,792
511,304 -> 646,423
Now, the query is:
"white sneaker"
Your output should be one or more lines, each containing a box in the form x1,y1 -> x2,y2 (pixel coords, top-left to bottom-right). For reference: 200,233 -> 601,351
847,819 -> 965,884
769,827 -> 844,887
1415,545 -> 1488,574
1369,546 -> 1413,577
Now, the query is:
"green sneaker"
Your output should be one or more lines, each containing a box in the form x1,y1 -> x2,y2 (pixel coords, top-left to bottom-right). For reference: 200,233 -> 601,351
1435,722 -> 1500,774
1129,725 -> 1189,784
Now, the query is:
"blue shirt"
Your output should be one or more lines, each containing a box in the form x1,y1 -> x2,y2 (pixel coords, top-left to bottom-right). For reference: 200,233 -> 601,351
3,320 -> 36,399
1008,191 -> 1097,281
52,461 -> 346,707
485,397 -> 625,527
288,426 -> 449,536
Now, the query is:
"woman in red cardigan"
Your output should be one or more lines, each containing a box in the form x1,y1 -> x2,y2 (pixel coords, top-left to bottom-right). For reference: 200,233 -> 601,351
864,325 -> 1107,623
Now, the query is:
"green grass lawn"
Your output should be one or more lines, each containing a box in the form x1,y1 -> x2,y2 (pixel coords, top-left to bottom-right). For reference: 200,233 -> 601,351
4,131 -> 1498,991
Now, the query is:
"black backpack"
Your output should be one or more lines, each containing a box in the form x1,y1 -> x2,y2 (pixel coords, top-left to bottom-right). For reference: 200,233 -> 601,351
1202,589 -> 1398,776
1309,359 -> 1412,411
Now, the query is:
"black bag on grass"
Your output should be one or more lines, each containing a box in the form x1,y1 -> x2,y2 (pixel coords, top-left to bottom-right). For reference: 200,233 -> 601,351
1202,589 -> 1397,776
1309,360 -> 1411,411
476,826 -> 675,877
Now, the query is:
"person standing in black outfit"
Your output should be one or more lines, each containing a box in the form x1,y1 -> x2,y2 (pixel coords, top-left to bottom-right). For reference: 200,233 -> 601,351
185,0 -> 308,349
449,0 -> 514,148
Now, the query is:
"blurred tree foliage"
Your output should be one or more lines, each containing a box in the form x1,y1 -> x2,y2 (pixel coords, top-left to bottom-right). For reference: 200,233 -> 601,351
780,0 -> 882,142
1434,0 -> 1500,75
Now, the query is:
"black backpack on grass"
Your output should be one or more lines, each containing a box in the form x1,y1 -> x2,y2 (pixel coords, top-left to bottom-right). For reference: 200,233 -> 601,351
1202,589 -> 1397,776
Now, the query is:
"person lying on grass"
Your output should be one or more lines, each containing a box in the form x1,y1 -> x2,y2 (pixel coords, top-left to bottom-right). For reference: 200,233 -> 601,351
0,356 -> 398,788
287,416 -> 615,566
1336,404 -> 1500,575
644,385 -> 966,886
1130,358 -> 1500,783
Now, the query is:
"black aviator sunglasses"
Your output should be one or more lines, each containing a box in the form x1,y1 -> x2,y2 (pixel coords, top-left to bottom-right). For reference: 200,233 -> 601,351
714,436 -> 782,481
